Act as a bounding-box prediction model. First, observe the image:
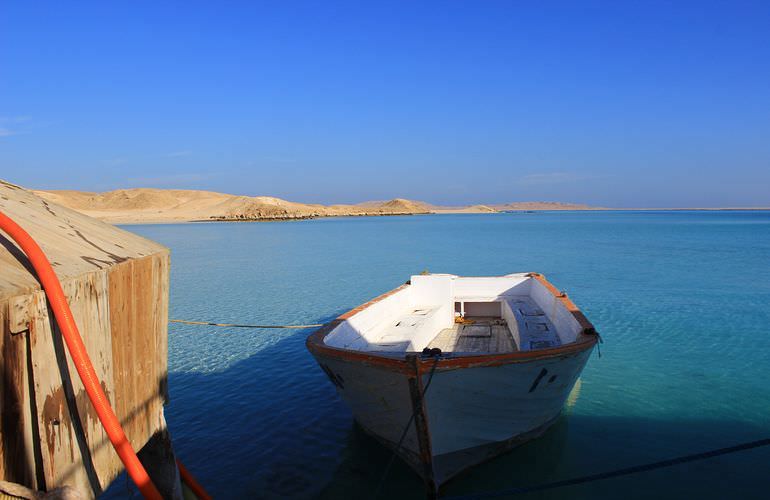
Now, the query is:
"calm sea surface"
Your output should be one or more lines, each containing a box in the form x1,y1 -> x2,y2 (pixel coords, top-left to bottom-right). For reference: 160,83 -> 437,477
105,211 -> 770,499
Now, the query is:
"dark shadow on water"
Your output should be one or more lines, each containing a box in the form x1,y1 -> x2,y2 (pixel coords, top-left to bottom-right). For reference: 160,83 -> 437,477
319,413 -> 770,500
436,415 -> 770,500
103,313 -> 770,500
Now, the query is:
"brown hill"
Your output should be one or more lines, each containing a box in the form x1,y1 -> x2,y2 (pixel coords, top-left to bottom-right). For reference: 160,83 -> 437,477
31,187 -> 600,224
32,188 -> 436,223
368,198 -> 433,214
433,204 -> 498,214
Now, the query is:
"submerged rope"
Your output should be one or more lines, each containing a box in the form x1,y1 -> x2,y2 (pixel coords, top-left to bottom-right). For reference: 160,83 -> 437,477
443,437 -> 770,499
169,319 -> 324,329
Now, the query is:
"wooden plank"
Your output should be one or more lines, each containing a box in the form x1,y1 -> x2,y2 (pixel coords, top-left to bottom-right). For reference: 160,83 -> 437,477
23,255 -> 169,497
456,325 -> 491,352
60,273 -> 119,487
0,298 -> 39,488
461,325 -> 491,338
108,255 -> 168,451
428,321 -> 517,354
154,254 -> 169,405
27,270 -> 118,496
0,180 -> 167,300
427,327 -> 460,352
8,295 -> 32,335
491,325 -> 516,353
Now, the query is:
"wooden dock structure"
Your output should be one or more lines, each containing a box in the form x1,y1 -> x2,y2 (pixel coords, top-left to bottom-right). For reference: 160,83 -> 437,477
0,180 -> 177,498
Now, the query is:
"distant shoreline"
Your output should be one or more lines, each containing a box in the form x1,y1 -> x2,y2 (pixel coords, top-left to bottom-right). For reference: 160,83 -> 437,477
18,184 -> 769,225
110,207 -> 770,225
599,207 -> 770,211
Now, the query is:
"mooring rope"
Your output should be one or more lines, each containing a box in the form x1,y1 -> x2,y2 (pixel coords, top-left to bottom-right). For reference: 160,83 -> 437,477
442,437 -> 770,499
376,351 -> 442,498
169,319 -> 324,329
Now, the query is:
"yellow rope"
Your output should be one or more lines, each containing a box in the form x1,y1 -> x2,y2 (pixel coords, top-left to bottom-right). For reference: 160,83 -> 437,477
169,319 -> 324,329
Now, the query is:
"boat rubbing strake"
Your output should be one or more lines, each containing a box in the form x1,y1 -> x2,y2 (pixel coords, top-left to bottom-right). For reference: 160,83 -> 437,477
306,273 -> 599,491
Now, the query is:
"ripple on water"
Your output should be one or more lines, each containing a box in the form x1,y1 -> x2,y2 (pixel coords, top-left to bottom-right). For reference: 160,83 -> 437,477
104,213 -> 770,499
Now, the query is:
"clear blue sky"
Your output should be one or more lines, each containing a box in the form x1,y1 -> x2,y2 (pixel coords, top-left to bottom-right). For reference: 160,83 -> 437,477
2,1 -> 769,207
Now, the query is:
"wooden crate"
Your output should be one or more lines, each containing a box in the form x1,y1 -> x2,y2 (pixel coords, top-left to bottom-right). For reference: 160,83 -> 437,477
0,180 -> 170,497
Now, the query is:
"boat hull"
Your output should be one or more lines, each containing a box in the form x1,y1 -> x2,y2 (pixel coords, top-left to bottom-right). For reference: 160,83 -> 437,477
426,348 -> 592,484
306,273 -> 599,491
309,345 -> 593,489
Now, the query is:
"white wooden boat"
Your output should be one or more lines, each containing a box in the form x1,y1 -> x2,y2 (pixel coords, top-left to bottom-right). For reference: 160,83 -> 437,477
306,273 -> 599,492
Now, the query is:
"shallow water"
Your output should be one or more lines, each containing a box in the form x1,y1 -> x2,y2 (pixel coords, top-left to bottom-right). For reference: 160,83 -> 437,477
105,211 -> 770,499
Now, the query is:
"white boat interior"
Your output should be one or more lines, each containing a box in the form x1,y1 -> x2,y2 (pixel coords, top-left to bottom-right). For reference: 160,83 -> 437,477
324,273 -> 585,355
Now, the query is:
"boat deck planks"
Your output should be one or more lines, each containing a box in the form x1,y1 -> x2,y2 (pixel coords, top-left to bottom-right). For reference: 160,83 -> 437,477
428,317 -> 517,354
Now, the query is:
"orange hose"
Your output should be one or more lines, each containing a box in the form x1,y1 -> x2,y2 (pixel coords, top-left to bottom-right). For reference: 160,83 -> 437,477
177,459 -> 213,500
0,211 -> 162,500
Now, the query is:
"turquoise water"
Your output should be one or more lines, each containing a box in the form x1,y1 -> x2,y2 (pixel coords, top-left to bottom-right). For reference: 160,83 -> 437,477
106,211 -> 770,499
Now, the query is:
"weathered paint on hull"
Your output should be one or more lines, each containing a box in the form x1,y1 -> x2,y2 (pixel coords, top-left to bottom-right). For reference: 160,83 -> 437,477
314,355 -> 424,469
306,273 -> 599,492
310,346 -> 593,489
427,348 -> 593,485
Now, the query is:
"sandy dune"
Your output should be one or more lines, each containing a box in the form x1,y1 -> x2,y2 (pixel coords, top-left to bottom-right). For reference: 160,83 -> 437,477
433,205 -> 498,214
32,188 -> 439,223
31,187 -> 599,224
492,201 -> 595,211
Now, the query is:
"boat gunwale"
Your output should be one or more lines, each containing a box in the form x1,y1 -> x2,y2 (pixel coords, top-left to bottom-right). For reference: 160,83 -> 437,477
305,273 -> 599,372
